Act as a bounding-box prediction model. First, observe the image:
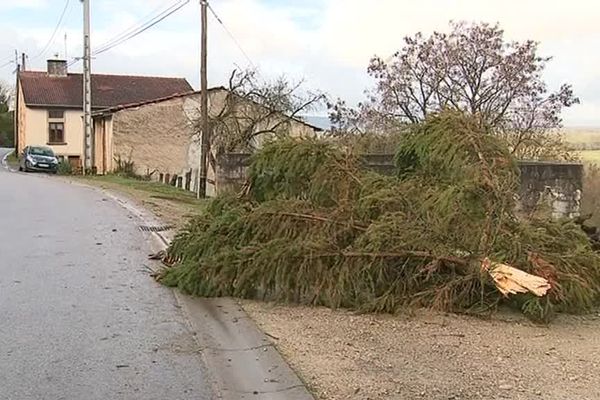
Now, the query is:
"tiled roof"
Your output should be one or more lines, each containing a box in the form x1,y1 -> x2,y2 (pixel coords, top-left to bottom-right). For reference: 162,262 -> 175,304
19,71 -> 193,108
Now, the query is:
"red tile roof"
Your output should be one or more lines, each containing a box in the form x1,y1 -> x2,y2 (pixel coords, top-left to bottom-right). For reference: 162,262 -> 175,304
19,71 -> 193,109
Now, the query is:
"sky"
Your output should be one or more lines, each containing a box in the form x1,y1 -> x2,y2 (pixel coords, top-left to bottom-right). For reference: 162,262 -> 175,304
0,0 -> 599,126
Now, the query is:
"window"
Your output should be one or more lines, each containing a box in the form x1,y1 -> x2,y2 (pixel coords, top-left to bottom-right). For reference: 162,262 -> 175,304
49,122 -> 65,144
48,109 -> 66,144
48,110 -> 64,119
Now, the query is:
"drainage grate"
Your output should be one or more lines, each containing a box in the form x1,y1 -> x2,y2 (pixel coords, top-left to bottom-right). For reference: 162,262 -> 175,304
139,225 -> 174,232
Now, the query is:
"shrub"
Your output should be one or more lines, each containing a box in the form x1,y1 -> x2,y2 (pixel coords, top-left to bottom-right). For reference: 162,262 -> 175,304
57,160 -> 72,175
113,155 -> 141,179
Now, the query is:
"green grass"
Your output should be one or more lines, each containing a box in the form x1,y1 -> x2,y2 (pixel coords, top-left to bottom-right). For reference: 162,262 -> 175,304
81,174 -> 202,205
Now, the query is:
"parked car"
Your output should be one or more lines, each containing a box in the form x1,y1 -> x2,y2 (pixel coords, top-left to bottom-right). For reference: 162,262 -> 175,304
19,146 -> 59,173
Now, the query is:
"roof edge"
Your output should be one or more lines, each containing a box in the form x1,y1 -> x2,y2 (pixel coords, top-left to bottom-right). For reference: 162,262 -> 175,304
26,103 -> 106,109
92,87 -> 324,132
19,70 -> 193,82
92,87 -> 226,116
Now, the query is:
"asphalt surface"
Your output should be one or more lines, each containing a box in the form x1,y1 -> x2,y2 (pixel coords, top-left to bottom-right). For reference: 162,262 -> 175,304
0,148 -> 214,399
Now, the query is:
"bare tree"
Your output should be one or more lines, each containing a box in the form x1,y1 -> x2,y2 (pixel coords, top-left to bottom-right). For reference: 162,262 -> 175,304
330,22 -> 579,158
207,69 -> 325,153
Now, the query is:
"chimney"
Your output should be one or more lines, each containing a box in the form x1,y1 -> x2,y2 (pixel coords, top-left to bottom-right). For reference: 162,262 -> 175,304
47,59 -> 68,77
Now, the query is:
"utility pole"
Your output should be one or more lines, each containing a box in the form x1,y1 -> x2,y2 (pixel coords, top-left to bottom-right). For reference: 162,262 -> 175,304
14,50 -> 20,152
197,0 -> 209,198
82,0 -> 92,175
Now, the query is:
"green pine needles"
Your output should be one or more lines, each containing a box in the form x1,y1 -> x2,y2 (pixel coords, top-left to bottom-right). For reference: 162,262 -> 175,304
160,111 -> 600,322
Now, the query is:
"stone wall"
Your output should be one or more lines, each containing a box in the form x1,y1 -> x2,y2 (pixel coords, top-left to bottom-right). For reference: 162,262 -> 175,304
213,153 -> 584,219
214,153 -> 252,193
107,89 -> 320,195
517,161 -> 583,219
112,96 -> 192,179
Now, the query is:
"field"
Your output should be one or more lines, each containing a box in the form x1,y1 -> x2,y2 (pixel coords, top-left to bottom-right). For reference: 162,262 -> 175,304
577,150 -> 600,164
564,127 -> 600,163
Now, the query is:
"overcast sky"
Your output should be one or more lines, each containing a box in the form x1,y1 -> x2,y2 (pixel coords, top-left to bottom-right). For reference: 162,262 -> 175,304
1,0 -> 599,126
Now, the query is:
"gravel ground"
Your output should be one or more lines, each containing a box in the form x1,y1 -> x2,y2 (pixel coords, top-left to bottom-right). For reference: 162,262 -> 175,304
242,302 -> 600,400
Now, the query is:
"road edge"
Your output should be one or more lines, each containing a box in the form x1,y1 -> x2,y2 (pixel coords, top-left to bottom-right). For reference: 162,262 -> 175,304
1,148 -> 14,171
64,178 -> 316,400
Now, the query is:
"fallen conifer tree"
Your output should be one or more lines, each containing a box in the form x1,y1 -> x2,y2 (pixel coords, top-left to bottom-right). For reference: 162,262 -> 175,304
159,111 -> 600,322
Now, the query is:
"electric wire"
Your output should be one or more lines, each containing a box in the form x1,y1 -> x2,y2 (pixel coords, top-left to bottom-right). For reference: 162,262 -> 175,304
30,0 -> 70,60
207,1 -> 256,69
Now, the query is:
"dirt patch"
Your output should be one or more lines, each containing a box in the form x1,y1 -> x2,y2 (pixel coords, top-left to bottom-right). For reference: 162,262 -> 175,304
242,301 -> 600,400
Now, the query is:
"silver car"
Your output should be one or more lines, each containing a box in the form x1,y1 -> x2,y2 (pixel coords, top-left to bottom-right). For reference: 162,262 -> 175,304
19,146 -> 59,173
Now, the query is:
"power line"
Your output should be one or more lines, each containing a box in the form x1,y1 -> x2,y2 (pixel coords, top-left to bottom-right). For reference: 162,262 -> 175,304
31,0 -> 70,60
68,0 -> 190,67
93,0 -> 186,55
206,2 -> 256,69
94,0 -> 189,55
0,60 -> 14,69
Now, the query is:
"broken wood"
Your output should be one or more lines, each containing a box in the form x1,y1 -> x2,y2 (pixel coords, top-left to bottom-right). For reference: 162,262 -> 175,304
481,258 -> 551,297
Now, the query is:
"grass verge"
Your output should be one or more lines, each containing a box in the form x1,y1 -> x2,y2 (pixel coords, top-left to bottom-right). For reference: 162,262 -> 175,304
75,174 -> 206,229
5,150 -> 18,169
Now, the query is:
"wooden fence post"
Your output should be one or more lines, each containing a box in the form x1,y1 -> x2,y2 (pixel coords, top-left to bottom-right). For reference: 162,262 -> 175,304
185,170 -> 192,191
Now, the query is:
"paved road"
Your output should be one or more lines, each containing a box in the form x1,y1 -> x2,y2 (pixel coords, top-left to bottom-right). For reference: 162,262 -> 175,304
0,148 -> 214,399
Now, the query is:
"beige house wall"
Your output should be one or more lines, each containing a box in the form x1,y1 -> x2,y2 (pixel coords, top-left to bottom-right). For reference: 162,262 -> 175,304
17,86 -> 84,159
23,108 -> 84,157
16,79 -> 84,159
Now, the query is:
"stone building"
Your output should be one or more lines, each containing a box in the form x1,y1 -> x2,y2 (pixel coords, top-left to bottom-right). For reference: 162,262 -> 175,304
92,88 -> 322,195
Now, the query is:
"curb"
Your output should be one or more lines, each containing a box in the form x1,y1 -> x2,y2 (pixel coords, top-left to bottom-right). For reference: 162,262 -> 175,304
67,181 -> 315,400
178,295 -> 314,400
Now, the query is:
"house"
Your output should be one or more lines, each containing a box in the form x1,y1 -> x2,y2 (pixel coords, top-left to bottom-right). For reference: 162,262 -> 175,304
92,88 -> 322,195
15,59 -> 192,168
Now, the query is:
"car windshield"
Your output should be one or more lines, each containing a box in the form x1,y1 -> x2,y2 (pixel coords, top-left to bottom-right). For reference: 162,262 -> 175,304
30,147 -> 54,157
